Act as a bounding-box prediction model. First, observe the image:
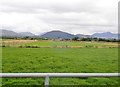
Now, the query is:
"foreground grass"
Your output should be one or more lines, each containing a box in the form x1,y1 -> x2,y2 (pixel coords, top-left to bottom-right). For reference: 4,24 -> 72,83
2,47 -> 118,85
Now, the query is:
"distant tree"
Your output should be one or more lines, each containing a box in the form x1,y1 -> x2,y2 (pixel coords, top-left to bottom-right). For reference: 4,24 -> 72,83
80,38 -> 86,41
92,38 -> 98,41
72,37 -> 79,41
80,37 -> 92,41
24,36 -> 30,39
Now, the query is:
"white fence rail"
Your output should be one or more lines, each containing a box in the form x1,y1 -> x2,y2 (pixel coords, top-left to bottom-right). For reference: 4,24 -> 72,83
0,73 -> 119,87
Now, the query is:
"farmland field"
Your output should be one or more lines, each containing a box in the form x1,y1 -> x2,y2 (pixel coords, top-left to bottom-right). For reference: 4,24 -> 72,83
1,39 -> 119,85
2,40 -> 118,48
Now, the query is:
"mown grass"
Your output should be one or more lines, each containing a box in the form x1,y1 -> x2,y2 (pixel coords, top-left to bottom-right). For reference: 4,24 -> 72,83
2,47 -> 118,85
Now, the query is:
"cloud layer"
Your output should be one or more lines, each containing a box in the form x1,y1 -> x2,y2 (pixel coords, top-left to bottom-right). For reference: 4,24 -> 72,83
0,0 -> 119,35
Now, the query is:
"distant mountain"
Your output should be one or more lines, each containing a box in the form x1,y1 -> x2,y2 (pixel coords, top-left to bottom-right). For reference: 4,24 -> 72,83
0,29 -> 119,39
92,32 -> 119,39
19,32 -> 35,37
40,30 -> 75,39
1,29 -> 19,37
1,29 -> 35,37
75,34 -> 91,38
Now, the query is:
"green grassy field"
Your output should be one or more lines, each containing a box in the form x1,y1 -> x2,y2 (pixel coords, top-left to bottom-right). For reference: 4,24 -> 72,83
2,46 -> 119,85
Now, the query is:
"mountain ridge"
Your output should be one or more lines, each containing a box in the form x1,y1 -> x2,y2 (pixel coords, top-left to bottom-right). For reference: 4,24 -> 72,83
0,29 -> 119,39
41,30 -> 75,39
19,32 -> 35,36
0,29 -> 35,37
92,32 -> 119,39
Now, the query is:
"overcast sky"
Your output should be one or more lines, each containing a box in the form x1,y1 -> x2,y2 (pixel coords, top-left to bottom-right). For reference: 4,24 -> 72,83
0,0 -> 119,35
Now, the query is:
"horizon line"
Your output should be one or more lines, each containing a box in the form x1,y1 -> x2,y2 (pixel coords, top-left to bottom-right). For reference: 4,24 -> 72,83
0,29 -> 119,35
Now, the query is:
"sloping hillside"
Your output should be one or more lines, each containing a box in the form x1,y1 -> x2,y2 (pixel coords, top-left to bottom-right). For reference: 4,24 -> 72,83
41,30 -> 75,39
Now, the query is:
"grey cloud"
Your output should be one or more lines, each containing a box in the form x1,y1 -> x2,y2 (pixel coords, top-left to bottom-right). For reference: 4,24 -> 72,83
0,0 -> 118,34
38,12 -> 117,28
0,0 -> 98,14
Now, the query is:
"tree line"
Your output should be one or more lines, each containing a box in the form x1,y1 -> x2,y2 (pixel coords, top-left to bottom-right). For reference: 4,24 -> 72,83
72,37 -> 120,42
1,36 -> 120,42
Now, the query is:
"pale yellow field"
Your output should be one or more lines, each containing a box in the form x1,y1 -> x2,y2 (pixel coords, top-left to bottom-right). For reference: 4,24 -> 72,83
1,39 -> 38,47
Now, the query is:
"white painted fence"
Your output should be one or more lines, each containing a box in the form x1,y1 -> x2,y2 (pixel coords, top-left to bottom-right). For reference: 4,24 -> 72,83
0,73 -> 119,87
